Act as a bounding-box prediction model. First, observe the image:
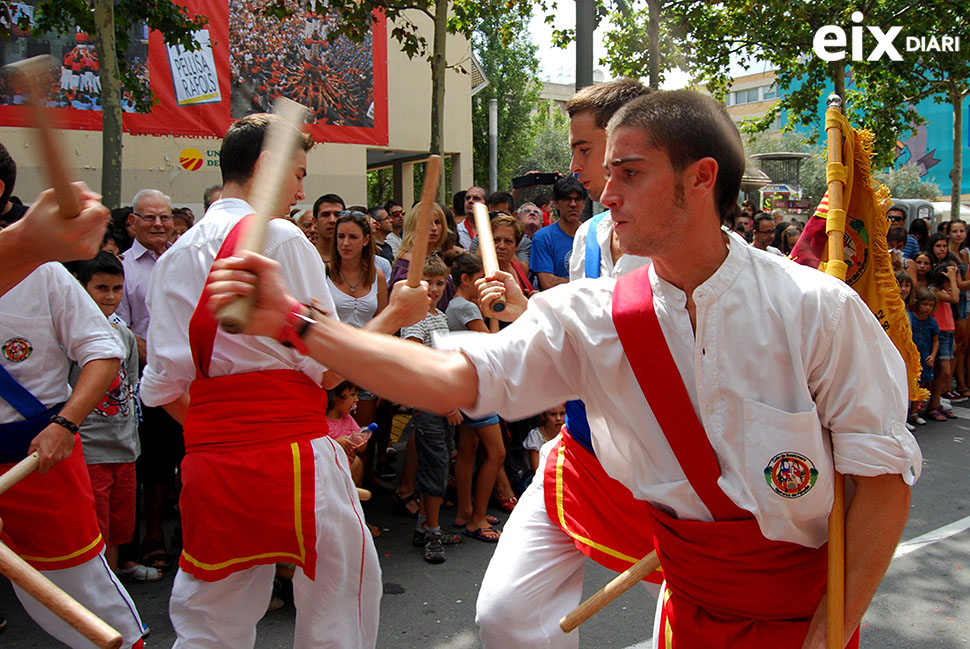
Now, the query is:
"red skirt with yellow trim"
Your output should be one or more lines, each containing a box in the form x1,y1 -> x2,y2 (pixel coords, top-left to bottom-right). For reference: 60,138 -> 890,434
543,429 -> 662,583
0,436 -> 104,570
178,371 -> 324,582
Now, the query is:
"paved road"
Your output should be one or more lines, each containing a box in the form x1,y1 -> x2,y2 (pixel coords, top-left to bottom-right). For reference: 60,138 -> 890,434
2,408 -> 968,648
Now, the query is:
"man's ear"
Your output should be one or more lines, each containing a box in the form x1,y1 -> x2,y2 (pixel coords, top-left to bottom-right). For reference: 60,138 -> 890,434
690,157 -> 719,193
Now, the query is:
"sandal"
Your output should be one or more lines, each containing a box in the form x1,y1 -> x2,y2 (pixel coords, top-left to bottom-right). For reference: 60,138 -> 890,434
463,525 -> 501,543
118,563 -> 163,583
926,407 -> 948,422
391,491 -> 420,517
453,513 -> 500,529
498,497 -> 518,513
140,540 -> 173,572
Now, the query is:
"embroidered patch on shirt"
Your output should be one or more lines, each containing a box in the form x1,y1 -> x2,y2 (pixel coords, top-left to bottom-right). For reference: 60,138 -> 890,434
764,452 -> 818,499
2,337 -> 33,363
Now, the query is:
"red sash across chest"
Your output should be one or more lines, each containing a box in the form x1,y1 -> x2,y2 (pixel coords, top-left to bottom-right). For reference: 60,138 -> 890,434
178,215 -> 324,582
612,265 -> 858,649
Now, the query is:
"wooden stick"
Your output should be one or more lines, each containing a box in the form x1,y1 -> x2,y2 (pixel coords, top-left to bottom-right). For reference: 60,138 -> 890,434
824,93 -> 846,649
356,487 -> 372,502
2,55 -> 80,217
405,155 -> 443,288
0,541 -> 122,649
0,452 -> 38,496
472,203 -> 506,312
559,550 -> 660,633
217,98 -> 308,333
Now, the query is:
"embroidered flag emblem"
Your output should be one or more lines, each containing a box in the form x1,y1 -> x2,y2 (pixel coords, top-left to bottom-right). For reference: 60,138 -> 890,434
764,452 -> 818,499
2,337 -> 32,363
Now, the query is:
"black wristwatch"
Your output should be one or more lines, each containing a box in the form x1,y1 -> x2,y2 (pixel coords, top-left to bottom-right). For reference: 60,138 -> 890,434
50,414 -> 79,434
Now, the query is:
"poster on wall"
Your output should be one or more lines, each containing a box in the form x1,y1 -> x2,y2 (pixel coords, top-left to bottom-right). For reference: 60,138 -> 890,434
0,0 -> 388,146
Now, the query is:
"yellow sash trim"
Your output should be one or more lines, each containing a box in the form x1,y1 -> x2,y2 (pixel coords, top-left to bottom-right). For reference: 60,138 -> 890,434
554,443 -> 652,567
181,443 -> 309,572
21,533 -> 103,563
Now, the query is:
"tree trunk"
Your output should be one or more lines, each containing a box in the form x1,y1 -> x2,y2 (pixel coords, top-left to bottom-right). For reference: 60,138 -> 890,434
92,0 -> 123,208
647,0 -> 660,90
832,63 -> 845,102
430,1 -> 447,200
951,84 -> 964,221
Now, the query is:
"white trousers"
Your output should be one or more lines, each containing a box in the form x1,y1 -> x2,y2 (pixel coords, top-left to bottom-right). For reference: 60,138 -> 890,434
477,438 -> 659,649
14,551 -> 145,649
169,436 -> 381,649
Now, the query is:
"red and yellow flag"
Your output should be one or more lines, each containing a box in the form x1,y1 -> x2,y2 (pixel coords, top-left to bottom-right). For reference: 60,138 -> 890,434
790,110 -> 926,401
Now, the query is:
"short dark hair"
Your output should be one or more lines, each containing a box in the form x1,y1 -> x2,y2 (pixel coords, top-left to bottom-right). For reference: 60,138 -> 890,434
452,190 -> 466,215
886,226 -> 907,245
565,78 -> 651,129
76,251 -> 124,286
451,252 -> 483,285
486,191 -> 514,212
219,114 -> 314,185
203,184 -> 223,211
608,90 -> 745,221
384,200 -> 403,212
0,142 -> 16,209
314,194 -> 346,216
552,176 -> 586,202
908,217 -> 928,239
367,206 -> 386,220
753,213 -> 774,231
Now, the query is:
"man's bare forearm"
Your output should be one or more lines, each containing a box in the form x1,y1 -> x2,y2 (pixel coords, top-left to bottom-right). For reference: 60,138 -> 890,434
802,473 -> 911,648
307,315 -> 479,414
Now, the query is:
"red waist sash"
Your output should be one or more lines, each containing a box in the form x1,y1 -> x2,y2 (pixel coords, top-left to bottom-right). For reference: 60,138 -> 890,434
179,370 -> 325,582
0,436 -> 104,570
543,428 -> 661,583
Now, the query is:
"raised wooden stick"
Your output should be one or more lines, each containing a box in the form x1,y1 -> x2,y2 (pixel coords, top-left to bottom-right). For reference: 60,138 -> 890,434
0,452 -> 38,496
824,92 -> 847,649
472,203 -> 506,312
217,98 -> 308,333
405,155 -> 443,288
0,541 -> 122,649
356,487 -> 371,502
2,55 -> 80,217
559,550 -> 660,633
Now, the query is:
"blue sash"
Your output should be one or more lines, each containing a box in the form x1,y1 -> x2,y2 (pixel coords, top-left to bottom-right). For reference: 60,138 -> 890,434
0,363 -> 63,463
564,211 -> 611,454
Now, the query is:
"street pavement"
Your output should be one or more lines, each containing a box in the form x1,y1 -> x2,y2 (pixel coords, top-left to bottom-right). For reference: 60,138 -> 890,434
2,406 -> 969,648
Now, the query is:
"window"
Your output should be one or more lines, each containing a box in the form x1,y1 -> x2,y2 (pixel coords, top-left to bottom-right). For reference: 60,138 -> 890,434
762,84 -> 778,100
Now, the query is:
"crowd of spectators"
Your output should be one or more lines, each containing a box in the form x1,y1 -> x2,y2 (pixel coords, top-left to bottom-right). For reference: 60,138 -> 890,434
229,0 -> 374,126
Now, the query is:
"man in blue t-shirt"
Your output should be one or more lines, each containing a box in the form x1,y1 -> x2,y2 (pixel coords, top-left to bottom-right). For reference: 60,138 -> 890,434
531,176 -> 586,290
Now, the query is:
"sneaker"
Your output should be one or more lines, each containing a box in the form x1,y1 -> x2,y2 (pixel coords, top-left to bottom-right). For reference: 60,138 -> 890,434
267,595 -> 285,612
424,532 -> 446,564
909,415 -> 927,426
945,391 -> 967,402
905,421 -> 916,431
941,397 -> 952,409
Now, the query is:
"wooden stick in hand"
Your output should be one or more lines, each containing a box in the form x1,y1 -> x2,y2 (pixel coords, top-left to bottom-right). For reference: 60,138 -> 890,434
217,97 -> 308,333
0,452 -> 38,496
559,550 -> 660,633
472,203 -> 505,312
405,155 -> 443,288
0,541 -> 122,649
2,55 -> 80,217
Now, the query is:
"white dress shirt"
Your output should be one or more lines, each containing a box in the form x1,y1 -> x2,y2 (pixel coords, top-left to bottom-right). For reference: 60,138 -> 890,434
436,239 -> 922,548
117,238 -> 168,340
141,198 -> 336,408
0,263 -> 123,423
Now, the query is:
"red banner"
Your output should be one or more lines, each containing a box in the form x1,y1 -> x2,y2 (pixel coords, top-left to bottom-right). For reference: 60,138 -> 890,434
0,0 -> 388,146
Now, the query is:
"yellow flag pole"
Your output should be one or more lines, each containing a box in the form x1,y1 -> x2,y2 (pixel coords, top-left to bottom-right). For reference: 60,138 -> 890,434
824,93 -> 846,649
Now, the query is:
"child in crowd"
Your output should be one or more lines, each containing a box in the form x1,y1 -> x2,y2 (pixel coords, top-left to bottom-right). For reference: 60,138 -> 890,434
72,252 -> 155,581
523,404 -> 566,473
910,288 -> 940,426
447,253 -> 505,543
913,251 -> 933,290
896,270 -> 914,311
926,262 -> 960,421
401,256 -> 464,563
